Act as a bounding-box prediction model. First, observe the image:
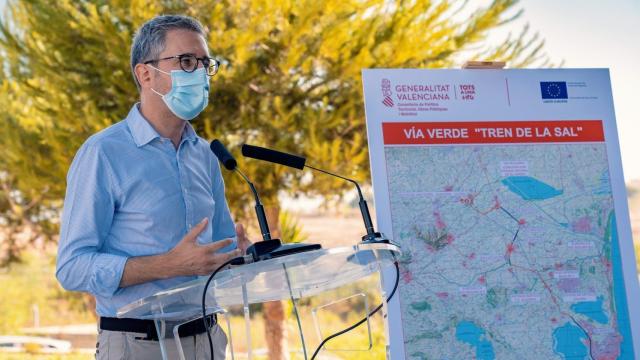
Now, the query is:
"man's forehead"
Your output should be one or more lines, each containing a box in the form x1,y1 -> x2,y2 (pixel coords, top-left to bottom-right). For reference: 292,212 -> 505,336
162,29 -> 208,56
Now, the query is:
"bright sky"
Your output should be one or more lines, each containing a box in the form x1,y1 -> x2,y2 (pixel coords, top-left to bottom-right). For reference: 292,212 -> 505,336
493,0 -> 640,180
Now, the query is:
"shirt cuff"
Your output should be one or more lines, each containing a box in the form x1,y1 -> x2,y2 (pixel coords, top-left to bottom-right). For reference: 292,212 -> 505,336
89,253 -> 128,298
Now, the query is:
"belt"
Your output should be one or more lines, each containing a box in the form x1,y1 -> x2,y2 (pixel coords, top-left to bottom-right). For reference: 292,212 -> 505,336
99,315 -> 216,341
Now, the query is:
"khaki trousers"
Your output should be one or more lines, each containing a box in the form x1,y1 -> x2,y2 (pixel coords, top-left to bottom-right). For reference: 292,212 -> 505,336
96,324 -> 227,360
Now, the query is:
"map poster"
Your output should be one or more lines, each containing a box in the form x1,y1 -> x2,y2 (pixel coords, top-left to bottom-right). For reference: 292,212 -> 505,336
362,69 -> 640,360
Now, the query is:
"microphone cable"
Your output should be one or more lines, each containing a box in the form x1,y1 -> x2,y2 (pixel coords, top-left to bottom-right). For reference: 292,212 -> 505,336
310,261 -> 400,360
202,255 -> 253,360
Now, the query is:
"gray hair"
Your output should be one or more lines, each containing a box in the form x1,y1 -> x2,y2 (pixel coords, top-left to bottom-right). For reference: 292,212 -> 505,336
130,15 -> 206,90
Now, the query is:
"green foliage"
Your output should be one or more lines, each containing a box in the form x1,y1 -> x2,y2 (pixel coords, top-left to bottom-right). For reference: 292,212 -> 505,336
0,252 -> 95,335
278,210 -> 308,244
0,172 -> 59,265
0,0 -> 546,259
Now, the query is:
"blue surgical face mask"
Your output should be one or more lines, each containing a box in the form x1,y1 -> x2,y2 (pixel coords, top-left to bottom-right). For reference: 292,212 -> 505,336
149,66 -> 210,121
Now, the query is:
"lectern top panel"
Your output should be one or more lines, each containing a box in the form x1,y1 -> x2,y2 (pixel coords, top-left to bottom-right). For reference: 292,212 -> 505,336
117,243 -> 400,321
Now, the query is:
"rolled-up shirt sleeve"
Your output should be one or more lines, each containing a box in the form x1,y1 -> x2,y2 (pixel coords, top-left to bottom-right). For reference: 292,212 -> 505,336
56,143 -> 127,298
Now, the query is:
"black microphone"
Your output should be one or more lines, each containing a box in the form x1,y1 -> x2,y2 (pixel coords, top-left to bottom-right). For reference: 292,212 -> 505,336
210,139 -> 237,170
241,144 -> 389,244
242,144 -> 306,170
210,140 -> 321,261
211,139 -> 272,243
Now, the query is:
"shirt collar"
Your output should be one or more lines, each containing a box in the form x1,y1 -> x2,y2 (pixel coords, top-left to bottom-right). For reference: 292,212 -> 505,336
181,121 -> 198,144
126,104 -> 198,147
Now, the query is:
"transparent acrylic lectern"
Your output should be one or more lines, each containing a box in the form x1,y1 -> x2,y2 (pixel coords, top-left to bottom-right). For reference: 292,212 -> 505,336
117,242 -> 400,360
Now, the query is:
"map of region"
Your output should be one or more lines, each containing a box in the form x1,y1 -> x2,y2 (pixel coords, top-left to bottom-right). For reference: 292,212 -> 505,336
384,143 -> 635,359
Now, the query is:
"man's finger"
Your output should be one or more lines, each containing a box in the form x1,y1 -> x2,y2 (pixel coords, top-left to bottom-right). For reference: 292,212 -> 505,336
235,223 -> 252,252
183,218 -> 209,242
203,238 -> 234,252
236,224 -> 245,240
208,249 -> 242,267
227,249 -> 241,260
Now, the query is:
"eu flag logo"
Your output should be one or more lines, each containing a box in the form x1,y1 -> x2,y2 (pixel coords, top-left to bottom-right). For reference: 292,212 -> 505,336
540,82 -> 568,99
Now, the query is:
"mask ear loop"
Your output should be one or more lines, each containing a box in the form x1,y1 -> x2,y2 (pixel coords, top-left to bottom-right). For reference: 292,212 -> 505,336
146,63 -> 171,75
150,87 -> 165,97
146,63 -> 171,97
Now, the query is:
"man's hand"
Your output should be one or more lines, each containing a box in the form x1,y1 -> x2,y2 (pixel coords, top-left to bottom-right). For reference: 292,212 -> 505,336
165,218 -> 242,277
235,223 -> 253,254
120,218 -> 247,288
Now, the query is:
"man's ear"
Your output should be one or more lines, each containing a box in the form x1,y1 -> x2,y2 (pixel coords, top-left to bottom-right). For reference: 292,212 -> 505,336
134,63 -> 152,89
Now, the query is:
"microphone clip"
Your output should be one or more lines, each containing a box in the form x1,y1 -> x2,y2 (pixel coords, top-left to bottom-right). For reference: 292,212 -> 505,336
246,239 -> 322,262
361,232 -> 391,244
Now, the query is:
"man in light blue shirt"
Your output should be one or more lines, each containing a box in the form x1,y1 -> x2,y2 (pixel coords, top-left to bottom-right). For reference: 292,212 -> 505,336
56,15 -> 249,359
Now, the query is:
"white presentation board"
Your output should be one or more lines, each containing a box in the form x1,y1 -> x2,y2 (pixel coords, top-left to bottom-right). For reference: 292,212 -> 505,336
362,69 -> 639,359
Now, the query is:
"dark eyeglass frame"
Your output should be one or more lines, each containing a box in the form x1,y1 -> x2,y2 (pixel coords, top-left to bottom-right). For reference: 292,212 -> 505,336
144,54 -> 220,76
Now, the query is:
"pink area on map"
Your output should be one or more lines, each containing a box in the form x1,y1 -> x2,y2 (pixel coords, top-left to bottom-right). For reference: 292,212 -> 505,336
478,276 -> 486,285
582,321 -> 622,360
557,278 -> 580,292
506,243 -> 515,255
433,211 -> 446,230
444,185 -> 453,192
595,330 -> 622,359
571,216 -> 593,233
446,234 -> 455,244
436,292 -> 449,299
493,196 -> 501,210
402,270 -> 413,284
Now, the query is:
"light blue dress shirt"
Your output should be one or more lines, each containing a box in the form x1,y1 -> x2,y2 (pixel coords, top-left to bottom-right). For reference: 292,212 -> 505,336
56,104 -> 236,317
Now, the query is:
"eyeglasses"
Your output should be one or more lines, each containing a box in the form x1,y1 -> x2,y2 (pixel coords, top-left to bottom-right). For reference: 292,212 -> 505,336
144,54 -> 220,76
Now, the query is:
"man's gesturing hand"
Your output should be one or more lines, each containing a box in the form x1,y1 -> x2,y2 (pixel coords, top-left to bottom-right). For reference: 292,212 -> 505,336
236,223 -> 253,254
119,218 -> 244,288
166,218 -> 241,277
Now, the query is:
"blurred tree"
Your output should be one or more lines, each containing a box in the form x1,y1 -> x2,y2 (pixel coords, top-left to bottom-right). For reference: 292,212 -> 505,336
0,0 -> 548,357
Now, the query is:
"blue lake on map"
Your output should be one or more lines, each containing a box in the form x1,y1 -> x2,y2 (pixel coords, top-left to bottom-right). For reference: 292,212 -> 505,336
501,176 -> 563,200
570,296 -> 609,324
552,322 -> 588,359
455,321 -> 496,360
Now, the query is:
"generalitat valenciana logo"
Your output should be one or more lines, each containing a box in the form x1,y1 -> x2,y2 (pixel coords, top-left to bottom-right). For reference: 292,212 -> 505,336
381,78 -> 394,107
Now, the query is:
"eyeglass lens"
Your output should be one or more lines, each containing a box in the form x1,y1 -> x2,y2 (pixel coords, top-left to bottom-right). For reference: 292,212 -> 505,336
179,55 -> 218,76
